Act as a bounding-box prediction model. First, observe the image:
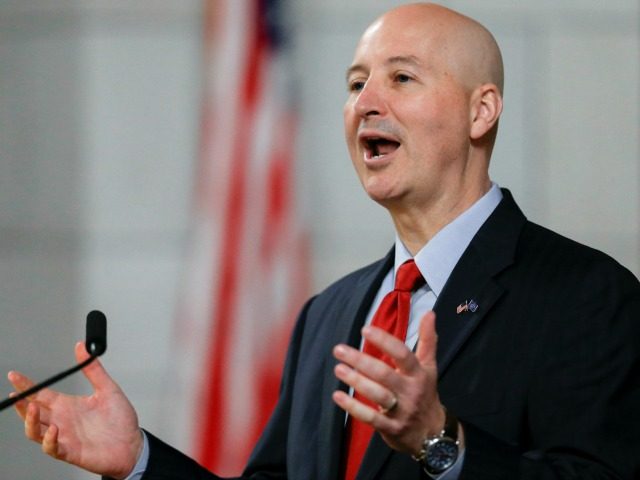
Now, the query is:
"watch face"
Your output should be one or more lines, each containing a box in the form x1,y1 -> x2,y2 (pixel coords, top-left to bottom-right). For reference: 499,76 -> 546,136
426,439 -> 459,473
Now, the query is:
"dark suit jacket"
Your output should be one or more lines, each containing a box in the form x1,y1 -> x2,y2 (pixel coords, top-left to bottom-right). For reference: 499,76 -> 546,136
134,190 -> 640,479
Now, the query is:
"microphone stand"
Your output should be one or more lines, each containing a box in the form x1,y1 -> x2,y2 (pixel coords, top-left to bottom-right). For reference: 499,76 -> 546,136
0,355 -> 98,412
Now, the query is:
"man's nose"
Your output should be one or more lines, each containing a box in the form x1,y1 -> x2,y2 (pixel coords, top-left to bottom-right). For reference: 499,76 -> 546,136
354,80 -> 385,118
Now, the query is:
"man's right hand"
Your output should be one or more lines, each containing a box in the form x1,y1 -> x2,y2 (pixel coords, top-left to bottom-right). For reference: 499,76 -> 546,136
7,341 -> 143,480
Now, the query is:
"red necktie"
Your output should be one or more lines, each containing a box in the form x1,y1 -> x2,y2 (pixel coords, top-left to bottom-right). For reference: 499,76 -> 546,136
343,259 -> 425,480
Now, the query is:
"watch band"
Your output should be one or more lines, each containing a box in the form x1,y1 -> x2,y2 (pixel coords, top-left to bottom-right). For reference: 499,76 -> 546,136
440,408 -> 459,441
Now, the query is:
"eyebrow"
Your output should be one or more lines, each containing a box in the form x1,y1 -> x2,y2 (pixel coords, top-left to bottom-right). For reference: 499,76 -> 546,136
345,55 -> 422,81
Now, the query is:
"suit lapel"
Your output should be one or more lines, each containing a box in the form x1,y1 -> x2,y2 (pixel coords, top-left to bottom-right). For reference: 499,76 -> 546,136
434,189 -> 526,376
433,247 -> 504,375
317,251 -> 394,480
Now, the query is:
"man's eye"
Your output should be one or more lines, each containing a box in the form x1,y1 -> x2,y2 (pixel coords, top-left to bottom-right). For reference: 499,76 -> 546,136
349,80 -> 365,92
395,74 -> 411,83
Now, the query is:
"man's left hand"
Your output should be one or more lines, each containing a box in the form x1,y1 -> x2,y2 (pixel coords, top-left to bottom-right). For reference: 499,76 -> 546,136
332,311 -> 446,455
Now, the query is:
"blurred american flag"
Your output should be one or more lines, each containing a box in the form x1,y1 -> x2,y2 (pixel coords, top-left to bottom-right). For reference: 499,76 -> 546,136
171,0 -> 310,474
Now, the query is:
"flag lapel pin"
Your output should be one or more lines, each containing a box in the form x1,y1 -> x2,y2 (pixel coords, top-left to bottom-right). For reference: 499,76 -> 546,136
456,299 -> 478,314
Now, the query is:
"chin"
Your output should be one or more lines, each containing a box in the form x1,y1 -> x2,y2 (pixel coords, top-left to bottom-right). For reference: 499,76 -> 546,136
363,184 -> 400,206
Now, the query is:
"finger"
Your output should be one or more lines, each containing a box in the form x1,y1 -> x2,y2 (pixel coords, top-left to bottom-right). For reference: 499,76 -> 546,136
74,342 -> 119,393
361,326 -> 421,374
332,390 -> 377,424
42,423 -> 60,458
334,363 -> 397,411
8,371 -> 56,404
8,370 -> 36,391
28,400 -> 52,426
25,402 -> 44,443
11,393 -> 28,421
332,390 -> 394,430
9,395 -> 51,428
333,344 -> 401,390
10,388 -> 52,426
415,311 -> 437,368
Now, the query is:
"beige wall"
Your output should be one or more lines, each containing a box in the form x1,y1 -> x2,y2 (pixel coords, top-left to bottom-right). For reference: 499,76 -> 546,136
0,1 -> 637,478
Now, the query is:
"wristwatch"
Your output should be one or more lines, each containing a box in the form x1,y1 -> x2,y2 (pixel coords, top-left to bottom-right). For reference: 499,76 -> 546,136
411,409 -> 459,475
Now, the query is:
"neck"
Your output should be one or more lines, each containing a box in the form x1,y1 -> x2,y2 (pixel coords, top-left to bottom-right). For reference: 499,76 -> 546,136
389,179 -> 491,256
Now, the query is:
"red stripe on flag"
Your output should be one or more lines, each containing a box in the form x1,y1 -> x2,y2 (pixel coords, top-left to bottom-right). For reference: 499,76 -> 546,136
197,0 -> 269,471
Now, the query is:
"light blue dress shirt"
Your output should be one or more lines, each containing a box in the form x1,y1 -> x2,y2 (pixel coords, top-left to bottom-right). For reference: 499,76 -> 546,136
126,184 -> 503,480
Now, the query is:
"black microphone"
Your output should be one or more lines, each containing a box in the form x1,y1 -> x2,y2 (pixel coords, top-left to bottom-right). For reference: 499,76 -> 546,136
0,310 -> 108,412
85,310 -> 107,356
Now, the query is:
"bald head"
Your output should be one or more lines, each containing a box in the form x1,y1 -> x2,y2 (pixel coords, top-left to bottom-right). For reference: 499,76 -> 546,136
361,3 -> 504,94
344,2 -> 505,229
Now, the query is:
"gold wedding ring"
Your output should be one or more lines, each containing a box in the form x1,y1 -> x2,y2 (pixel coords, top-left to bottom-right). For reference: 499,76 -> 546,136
379,395 -> 398,414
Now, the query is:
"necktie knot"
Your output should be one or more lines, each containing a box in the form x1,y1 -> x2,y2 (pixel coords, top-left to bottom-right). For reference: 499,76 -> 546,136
394,259 -> 425,292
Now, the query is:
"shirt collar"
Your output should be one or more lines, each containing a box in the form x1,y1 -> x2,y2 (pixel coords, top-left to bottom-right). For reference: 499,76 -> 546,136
394,183 -> 503,296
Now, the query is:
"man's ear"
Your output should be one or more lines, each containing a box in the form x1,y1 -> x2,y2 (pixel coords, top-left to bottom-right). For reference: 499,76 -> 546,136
469,84 -> 503,140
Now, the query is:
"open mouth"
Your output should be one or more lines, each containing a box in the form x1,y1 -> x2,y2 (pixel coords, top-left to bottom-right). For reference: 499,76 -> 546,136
363,137 -> 401,159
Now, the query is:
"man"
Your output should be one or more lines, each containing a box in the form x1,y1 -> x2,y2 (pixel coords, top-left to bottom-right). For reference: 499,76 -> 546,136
8,3 -> 640,479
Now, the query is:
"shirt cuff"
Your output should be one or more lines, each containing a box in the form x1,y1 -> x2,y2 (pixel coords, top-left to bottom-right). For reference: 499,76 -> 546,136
123,430 -> 150,480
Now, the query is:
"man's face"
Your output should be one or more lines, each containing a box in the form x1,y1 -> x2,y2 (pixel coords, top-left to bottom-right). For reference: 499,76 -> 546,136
343,13 -> 474,212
